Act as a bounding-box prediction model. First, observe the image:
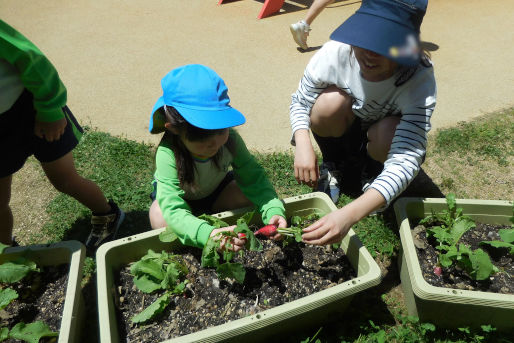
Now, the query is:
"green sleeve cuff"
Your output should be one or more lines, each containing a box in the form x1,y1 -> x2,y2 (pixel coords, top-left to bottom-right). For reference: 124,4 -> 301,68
261,198 -> 286,224
196,222 -> 215,248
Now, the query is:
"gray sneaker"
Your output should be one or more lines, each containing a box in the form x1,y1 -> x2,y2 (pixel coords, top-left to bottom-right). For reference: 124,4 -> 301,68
289,20 -> 310,49
86,200 -> 125,250
317,162 -> 341,203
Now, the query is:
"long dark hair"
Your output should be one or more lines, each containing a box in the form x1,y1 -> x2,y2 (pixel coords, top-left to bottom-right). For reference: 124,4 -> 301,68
160,105 -> 235,189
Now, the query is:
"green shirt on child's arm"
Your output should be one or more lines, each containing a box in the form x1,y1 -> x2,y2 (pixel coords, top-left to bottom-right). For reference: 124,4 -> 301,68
0,20 -> 66,122
154,129 -> 285,248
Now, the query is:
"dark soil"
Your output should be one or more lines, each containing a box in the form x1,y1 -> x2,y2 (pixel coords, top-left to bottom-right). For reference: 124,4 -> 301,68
114,240 -> 356,342
413,222 -> 514,294
0,264 -> 69,342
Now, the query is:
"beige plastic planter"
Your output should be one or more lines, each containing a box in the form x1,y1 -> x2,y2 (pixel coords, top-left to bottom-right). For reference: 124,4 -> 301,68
97,192 -> 382,343
394,197 -> 514,331
1,240 -> 86,343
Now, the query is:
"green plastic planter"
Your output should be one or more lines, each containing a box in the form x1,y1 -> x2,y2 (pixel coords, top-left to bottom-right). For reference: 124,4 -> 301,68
97,192 -> 382,343
394,197 -> 514,331
1,240 -> 86,343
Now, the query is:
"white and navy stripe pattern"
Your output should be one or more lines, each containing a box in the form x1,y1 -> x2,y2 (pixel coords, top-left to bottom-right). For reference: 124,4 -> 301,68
289,41 -> 437,205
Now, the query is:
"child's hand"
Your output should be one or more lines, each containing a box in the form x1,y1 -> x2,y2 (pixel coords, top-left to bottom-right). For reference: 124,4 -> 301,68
34,118 -> 67,142
210,225 -> 247,252
267,215 -> 287,240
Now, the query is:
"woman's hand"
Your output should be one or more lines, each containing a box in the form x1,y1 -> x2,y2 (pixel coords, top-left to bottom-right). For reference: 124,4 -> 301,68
301,208 -> 354,245
294,129 -> 318,188
210,225 -> 247,252
267,215 -> 287,240
302,189 -> 387,245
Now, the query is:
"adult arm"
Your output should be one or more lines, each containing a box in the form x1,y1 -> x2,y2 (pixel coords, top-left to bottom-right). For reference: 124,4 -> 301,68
302,188 -> 384,245
367,68 -> 437,205
289,41 -> 351,185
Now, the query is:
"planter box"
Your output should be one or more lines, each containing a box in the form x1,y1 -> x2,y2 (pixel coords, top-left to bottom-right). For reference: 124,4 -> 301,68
393,197 -> 514,331
1,240 -> 86,343
97,192 -> 382,343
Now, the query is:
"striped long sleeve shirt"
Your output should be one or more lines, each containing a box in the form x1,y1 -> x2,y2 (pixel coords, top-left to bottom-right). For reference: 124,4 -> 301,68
290,41 -> 437,205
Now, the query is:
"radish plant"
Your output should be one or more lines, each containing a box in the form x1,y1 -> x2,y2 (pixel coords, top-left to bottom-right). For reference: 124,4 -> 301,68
421,193 -> 497,280
200,212 -> 262,284
130,249 -> 189,323
480,229 -> 514,256
254,213 -> 321,244
0,244 -> 59,342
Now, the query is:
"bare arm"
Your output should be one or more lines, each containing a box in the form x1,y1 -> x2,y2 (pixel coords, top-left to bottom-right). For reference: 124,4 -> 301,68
302,188 -> 386,245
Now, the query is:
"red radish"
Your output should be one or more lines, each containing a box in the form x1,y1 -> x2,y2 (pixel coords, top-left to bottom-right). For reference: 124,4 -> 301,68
237,233 -> 246,239
434,266 -> 442,276
254,224 -> 278,237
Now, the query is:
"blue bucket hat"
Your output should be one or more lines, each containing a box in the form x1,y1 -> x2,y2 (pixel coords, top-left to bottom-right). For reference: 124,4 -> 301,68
330,0 -> 428,66
149,64 -> 246,133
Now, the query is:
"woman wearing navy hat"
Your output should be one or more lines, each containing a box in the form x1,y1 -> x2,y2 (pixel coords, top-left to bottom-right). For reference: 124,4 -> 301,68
290,0 -> 437,245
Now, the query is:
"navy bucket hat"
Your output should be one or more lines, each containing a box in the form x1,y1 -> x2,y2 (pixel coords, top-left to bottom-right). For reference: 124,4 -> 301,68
149,64 -> 246,133
330,0 -> 428,66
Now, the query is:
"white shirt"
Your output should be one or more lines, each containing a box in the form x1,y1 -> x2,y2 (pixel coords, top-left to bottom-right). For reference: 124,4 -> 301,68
290,41 -> 437,205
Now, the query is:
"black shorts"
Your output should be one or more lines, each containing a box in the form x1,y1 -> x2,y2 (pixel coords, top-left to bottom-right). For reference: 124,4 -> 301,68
150,171 -> 235,216
0,89 -> 83,178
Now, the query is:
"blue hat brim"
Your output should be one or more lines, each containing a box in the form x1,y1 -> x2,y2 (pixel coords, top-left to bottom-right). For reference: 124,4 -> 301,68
173,103 -> 246,130
149,97 -> 246,133
330,12 -> 421,67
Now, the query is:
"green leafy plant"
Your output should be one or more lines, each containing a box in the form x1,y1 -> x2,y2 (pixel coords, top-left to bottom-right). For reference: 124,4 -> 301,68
421,193 -> 497,280
130,249 -> 189,323
200,212 -> 262,284
480,229 -> 514,256
0,256 -> 58,342
254,213 -> 322,245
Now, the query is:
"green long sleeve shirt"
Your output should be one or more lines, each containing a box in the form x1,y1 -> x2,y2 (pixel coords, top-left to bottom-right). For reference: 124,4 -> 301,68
0,20 -> 67,121
154,129 -> 285,248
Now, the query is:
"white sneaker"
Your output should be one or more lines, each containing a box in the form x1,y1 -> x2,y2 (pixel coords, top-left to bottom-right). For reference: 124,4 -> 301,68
289,20 -> 310,50
317,162 -> 341,203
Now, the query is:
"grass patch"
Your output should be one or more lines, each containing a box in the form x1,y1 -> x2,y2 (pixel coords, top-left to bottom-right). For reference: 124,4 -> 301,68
8,108 -> 514,342
423,109 -> 514,201
30,127 -> 155,244
433,108 -> 513,166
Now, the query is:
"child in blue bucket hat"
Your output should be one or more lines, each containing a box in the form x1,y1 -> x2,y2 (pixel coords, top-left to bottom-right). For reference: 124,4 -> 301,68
290,0 -> 437,245
148,64 -> 286,251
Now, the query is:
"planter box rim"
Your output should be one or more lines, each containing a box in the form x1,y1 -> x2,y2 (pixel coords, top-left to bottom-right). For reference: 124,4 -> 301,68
394,197 -> 514,330
97,193 -> 382,342
2,240 -> 86,343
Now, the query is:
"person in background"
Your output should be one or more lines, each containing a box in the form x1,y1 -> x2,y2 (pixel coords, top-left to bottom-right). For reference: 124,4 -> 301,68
290,0 -> 335,50
289,0 -> 437,244
148,64 -> 286,251
0,20 -> 125,249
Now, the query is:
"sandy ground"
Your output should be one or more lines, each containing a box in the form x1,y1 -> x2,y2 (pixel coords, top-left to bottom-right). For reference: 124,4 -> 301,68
1,0 -> 513,152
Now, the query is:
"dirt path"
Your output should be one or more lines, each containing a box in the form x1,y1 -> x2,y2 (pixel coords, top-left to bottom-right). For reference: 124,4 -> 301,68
1,0 -> 513,151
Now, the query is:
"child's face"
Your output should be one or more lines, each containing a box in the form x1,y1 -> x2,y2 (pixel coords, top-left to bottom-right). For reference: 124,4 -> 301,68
353,47 -> 398,82
180,129 -> 229,159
